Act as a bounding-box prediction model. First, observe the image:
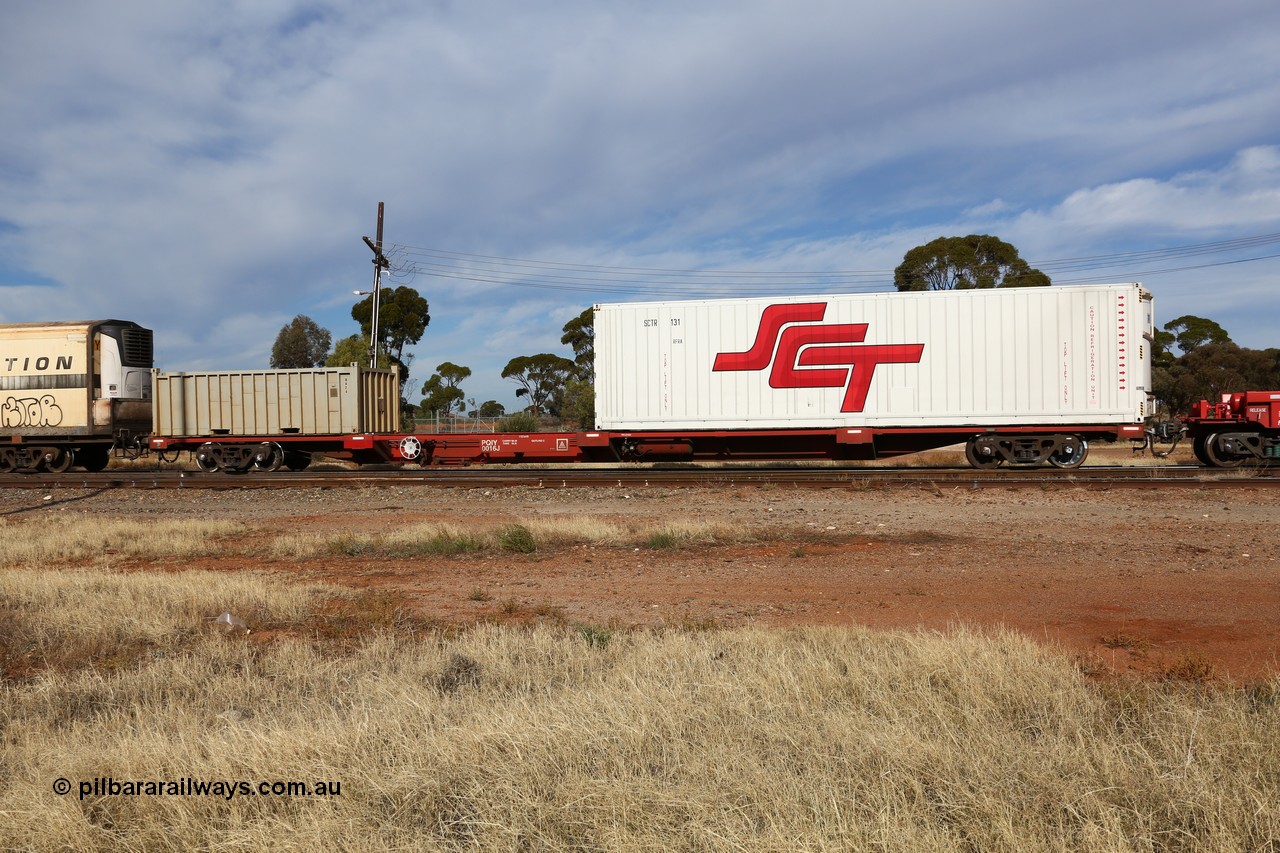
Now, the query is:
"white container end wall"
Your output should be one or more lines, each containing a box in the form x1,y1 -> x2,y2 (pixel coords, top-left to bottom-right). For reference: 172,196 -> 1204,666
594,284 -> 1153,431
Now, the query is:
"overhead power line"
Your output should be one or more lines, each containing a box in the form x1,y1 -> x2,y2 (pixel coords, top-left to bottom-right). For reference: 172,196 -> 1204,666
379,232 -> 1280,297
1051,252 -> 1280,284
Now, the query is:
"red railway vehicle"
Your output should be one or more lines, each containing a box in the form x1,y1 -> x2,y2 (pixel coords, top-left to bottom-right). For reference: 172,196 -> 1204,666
146,366 -> 402,471
1181,391 -> 1280,467
374,424 -> 1148,468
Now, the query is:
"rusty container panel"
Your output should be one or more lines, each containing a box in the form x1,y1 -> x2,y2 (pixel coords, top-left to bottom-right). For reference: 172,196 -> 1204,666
152,366 -> 400,437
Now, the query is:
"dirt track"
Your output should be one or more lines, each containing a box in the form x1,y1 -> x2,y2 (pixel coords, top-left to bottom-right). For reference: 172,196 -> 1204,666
9,462 -> 1279,681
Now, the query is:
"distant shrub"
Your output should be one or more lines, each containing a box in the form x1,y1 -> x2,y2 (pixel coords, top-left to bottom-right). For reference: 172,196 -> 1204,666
496,411 -> 540,433
646,531 -> 680,549
411,531 -> 486,556
498,524 -> 537,554
577,623 -> 613,649
328,535 -> 371,556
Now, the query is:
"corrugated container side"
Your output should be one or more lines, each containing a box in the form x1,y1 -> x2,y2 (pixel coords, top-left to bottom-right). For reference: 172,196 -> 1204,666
152,367 -> 399,437
361,369 -> 401,434
594,284 -> 1152,430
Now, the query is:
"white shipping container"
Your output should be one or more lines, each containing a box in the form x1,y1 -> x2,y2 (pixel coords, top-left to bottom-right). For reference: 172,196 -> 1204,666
594,284 -> 1153,430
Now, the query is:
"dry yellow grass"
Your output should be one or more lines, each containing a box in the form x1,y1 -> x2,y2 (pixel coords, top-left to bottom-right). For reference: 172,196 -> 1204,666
519,515 -> 627,545
0,567 -> 337,677
265,517 -> 755,560
644,519 -> 743,544
2,568 -> 1278,851
0,517 -> 241,566
268,520 -> 483,559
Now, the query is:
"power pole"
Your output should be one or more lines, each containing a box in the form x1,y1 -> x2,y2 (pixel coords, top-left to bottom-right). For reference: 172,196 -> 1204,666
362,202 -> 391,369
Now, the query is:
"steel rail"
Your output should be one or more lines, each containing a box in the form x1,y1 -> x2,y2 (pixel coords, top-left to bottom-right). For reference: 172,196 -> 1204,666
0,464 -> 1275,491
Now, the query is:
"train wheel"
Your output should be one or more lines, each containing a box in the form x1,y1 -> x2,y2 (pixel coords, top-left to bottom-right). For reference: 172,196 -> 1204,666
79,447 -> 111,472
0,449 -> 15,473
964,438 -> 1003,469
1048,437 -> 1088,469
1191,434 -> 1212,466
251,442 -> 284,472
42,447 -> 74,474
195,443 -> 222,473
1201,433 -> 1245,468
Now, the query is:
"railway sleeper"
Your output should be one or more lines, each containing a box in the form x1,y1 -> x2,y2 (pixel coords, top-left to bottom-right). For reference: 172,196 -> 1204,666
965,433 -> 1089,470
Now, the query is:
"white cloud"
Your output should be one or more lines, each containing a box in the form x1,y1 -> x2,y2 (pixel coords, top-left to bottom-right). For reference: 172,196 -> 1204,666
1041,147 -> 1280,234
959,149 -> 1280,348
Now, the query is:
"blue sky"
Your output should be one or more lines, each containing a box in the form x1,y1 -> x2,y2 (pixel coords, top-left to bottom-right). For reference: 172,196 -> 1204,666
2,0 -> 1278,411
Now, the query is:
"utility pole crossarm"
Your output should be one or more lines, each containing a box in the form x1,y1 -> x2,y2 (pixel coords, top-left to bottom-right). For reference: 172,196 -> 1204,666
362,236 -> 390,268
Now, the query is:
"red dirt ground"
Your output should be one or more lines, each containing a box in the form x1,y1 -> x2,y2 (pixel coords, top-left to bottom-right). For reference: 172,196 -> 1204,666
8,470 -> 1279,682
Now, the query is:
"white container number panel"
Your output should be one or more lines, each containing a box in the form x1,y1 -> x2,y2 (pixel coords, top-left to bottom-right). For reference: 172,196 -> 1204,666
594,284 -> 1151,430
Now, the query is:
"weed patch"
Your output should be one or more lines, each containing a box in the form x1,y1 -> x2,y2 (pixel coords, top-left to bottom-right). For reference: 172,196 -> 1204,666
646,531 -> 680,549
498,524 -> 537,553
576,623 -> 613,649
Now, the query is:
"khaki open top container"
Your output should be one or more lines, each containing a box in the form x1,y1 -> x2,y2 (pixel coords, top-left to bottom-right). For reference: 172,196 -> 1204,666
152,366 -> 400,438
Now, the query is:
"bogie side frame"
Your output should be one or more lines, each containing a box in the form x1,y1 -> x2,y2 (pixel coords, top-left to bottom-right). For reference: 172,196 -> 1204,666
0,440 -> 116,474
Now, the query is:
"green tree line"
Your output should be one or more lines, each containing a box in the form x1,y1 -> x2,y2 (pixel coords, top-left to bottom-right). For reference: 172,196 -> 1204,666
1153,315 -> 1280,416
270,294 -> 596,428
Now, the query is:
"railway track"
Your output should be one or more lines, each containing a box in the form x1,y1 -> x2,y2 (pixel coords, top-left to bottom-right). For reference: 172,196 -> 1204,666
1,464 -> 1275,491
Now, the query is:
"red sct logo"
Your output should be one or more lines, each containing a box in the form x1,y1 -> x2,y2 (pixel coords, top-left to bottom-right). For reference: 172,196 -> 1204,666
712,303 -> 924,413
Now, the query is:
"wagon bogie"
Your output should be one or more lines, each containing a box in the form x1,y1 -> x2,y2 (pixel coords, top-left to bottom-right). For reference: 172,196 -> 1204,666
963,433 -> 1091,469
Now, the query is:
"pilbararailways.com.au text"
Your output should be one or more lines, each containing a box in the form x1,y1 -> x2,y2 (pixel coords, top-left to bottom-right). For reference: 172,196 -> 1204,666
54,777 -> 342,801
